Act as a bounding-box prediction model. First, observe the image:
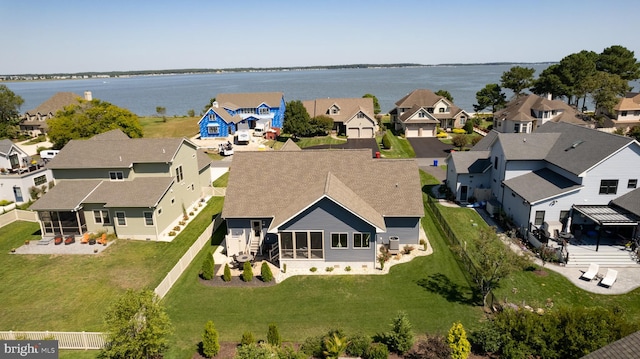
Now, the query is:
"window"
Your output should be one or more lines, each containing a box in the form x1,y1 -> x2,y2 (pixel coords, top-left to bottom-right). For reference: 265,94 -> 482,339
427,108 -> 434,113
439,108 -> 445,113
144,212 -> 154,226
175,165 -> 183,183
93,210 -> 111,224
295,232 -> 308,258
259,107 -> 270,115
33,175 -> 47,186
494,156 -> 498,170
418,111 -> 426,118
514,123 -> 521,133
207,124 -> 219,135
331,233 -> 348,249
310,232 -> 323,258
599,179 -> 618,195
534,211 -> 545,226
208,114 -> 215,121
280,232 -> 294,258
621,111 -> 628,116
353,233 -> 371,248
115,211 -> 126,226
628,179 -> 637,189
357,112 -> 364,118
460,116 -> 466,125
331,107 -> 339,114
109,171 -> 124,181
559,210 -> 569,223
279,231 -> 323,259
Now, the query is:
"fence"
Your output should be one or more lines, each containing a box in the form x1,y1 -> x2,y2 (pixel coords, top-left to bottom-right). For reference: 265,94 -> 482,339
0,209 -> 38,228
0,331 -> 105,350
154,213 -> 223,298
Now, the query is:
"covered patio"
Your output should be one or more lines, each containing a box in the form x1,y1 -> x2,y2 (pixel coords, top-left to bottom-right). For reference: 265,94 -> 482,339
571,205 -> 639,252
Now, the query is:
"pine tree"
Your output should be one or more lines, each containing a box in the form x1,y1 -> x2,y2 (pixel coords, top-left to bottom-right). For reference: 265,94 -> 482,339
267,323 -> 282,347
223,263 -> 231,282
261,262 -> 273,282
201,252 -> 214,280
242,261 -> 253,282
202,320 -> 220,358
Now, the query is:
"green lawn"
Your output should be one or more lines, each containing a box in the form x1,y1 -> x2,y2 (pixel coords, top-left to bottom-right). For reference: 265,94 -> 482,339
212,171 -> 229,187
139,116 -> 200,138
378,132 -> 415,158
0,197 -> 224,332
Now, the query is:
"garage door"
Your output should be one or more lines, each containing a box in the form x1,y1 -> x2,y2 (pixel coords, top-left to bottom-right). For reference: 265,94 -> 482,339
361,127 -> 374,138
347,128 -> 360,138
405,128 -> 419,137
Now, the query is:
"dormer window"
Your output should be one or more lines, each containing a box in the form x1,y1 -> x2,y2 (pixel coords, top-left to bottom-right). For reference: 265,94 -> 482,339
109,171 -> 124,181
330,106 -> 339,115
427,108 -> 434,113
439,108 -> 445,113
357,112 -> 364,118
259,107 -> 269,115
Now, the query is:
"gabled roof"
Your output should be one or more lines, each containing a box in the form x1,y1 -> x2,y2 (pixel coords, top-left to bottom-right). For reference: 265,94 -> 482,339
537,122 -> 636,176
0,139 -> 23,157
613,92 -> 640,111
89,129 -> 131,141
449,151 -> 491,174
222,150 -> 423,229
494,94 -> 585,126
302,97 -> 375,123
84,177 -> 174,207
280,138 -> 302,151
25,92 -> 81,115
495,132 -> 561,160
47,131 -> 190,169
503,168 -> 582,204
582,330 -> 640,359
398,105 -> 439,123
30,180 -> 102,211
198,106 -> 243,125
196,150 -> 212,171
217,92 -> 284,109
611,187 -> 640,217
395,89 -> 444,108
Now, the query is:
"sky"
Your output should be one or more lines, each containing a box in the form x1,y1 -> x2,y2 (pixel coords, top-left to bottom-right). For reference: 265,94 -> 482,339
2,0 -> 640,75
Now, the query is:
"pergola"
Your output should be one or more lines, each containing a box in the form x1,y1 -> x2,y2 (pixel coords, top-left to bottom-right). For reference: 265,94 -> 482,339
572,205 -> 639,251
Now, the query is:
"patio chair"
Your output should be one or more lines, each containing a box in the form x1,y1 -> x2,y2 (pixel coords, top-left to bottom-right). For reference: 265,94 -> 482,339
97,233 -> 107,245
54,235 -> 63,245
579,263 -> 599,281
81,233 -> 89,244
600,268 -> 618,288
64,235 -> 75,245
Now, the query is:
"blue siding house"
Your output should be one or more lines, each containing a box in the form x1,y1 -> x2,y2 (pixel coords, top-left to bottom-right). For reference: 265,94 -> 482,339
222,146 -> 424,272
198,92 -> 285,138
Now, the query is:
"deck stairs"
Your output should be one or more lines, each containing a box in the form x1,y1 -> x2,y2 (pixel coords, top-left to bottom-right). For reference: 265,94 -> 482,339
565,243 -> 638,268
249,235 -> 261,256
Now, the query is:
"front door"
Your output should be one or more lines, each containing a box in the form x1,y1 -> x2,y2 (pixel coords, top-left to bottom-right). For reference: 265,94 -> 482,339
13,186 -> 23,202
251,220 -> 261,238
460,186 -> 468,202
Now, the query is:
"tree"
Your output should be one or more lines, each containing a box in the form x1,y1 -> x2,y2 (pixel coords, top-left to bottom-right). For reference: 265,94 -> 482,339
435,89 -> 454,102
466,227 -> 520,307
202,320 -> 220,358
47,99 -> 143,149
597,45 -> 640,81
242,261 -> 253,282
500,66 -> 535,96
0,85 -> 25,139
531,64 -> 567,99
363,93 -> 381,114
309,115 -> 333,136
99,289 -> 172,359
155,106 -> 166,117
267,323 -> 282,347
447,322 -> 470,359
380,311 -> 414,354
556,51 -> 598,107
260,262 -> 273,282
629,126 -> 640,141
473,84 -> 506,113
200,251 -> 214,280
223,263 -> 231,282
201,97 -> 216,115
451,134 -> 469,150
283,100 -> 311,138
187,109 -> 195,117
590,71 -> 631,114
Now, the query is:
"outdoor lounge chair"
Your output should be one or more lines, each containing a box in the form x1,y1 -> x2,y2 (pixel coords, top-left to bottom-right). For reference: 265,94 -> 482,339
64,235 -> 75,245
600,268 -> 618,288
54,235 -> 63,245
81,233 -> 89,244
580,263 -> 599,281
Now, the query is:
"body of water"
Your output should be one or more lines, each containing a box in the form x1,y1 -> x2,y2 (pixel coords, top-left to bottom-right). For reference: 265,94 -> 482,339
4,64 -> 578,117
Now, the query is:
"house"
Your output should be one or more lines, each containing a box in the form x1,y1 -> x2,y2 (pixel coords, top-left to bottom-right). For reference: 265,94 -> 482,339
222,149 -> 424,270
30,129 -> 212,241
581,330 -> 640,359
0,139 -> 52,203
20,92 -> 86,137
446,121 -> 640,240
608,92 -> 640,131
389,89 -> 470,137
493,94 -> 587,133
302,97 -> 377,138
198,92 -> 285,139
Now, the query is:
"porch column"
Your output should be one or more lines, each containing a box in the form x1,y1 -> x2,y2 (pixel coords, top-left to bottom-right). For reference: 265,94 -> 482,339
596,226 -> 601,252
76,211 -> 82,234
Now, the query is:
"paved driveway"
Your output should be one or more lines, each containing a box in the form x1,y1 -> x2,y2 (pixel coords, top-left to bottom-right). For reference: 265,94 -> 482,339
407,138 -> 454,158
305,138 -> 379,157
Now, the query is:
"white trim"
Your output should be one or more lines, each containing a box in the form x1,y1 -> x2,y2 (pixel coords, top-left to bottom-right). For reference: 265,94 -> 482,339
330,232 -> 348,249
143,211 -> 154,226
115,211 -> 126,226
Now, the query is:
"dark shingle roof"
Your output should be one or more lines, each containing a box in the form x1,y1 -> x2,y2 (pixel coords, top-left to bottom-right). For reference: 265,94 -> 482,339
496,132 -> 561,160
611,187 -> 640,217
494,94 -> 584,126
84,177 -> 174,207
30,180 -> 102,211
503,168 -> 583,204
581,330 -> 640,359
449,151 -> 491,174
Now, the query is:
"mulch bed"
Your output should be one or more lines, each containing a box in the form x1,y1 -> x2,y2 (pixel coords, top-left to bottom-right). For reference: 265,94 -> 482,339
197,265 -> 277,288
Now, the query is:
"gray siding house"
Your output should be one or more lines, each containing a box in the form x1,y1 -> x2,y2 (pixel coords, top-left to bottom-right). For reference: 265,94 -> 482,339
446,122 -> 640,243
222,147 -> 424,270
30,130 -> 212,241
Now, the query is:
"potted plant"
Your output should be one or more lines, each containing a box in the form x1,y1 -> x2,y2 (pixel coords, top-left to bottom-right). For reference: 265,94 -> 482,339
24,240 -> 30,245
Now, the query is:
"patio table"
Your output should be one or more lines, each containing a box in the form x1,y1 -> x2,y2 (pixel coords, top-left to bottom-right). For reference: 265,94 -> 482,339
236,253 -> 253,265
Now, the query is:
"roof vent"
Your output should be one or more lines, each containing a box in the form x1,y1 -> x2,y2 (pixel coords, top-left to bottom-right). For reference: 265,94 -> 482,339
565,140 -> 585,151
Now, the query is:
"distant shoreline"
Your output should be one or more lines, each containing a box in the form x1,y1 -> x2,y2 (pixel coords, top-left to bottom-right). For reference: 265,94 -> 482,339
0,62 -> 556,82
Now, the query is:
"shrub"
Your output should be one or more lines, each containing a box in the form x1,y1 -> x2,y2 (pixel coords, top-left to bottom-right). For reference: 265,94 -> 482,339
469,322 -> 502,354
234,343 -> 272,359
436,132 -> 448,138
261,262 -> 273,282
201,252 -> 214,280
323,332 -> 349,359
452,128 -> 466,134
345,266 -> 351,272
189,212 -> 194,216
463,120 -> 474,134
0,199 -> 13,206
223,263 -> 231,282
451,134 -> 469,150
310,267 -> 317,272
267,323 -> 281,347
240,331 -> 255,346
178,220 -> 186,226
448,321 -> 470,359
364,342 -> 389,359
403,245 -> 415,254
201,320 -> 220,358
406,335 -> 450,359
242,261 -> 253,282
173,225 -> 181,231
300,334 -> 324,358
346,334 -> 371,358
325,266 -> 334,272
471,135 -> 483,146
382,132 -> 391,149
378,311 -> 414,354
419,239 -> 427,251
168,231 -> 176,236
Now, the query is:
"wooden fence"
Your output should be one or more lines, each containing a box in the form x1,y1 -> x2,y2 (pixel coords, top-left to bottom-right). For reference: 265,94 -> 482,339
154,214 -> 223,298
0,209 -> 38,228
0,331 -> 105,350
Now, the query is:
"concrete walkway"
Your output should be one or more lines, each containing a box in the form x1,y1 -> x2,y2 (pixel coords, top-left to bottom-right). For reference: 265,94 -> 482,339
15,138 -> 53,156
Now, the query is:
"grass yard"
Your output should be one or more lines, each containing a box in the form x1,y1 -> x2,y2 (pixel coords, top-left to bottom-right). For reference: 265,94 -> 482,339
0,197 -> 224,332
212,171 -> 229,187
139,116 -> 200,138
378,132 -> 416,158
